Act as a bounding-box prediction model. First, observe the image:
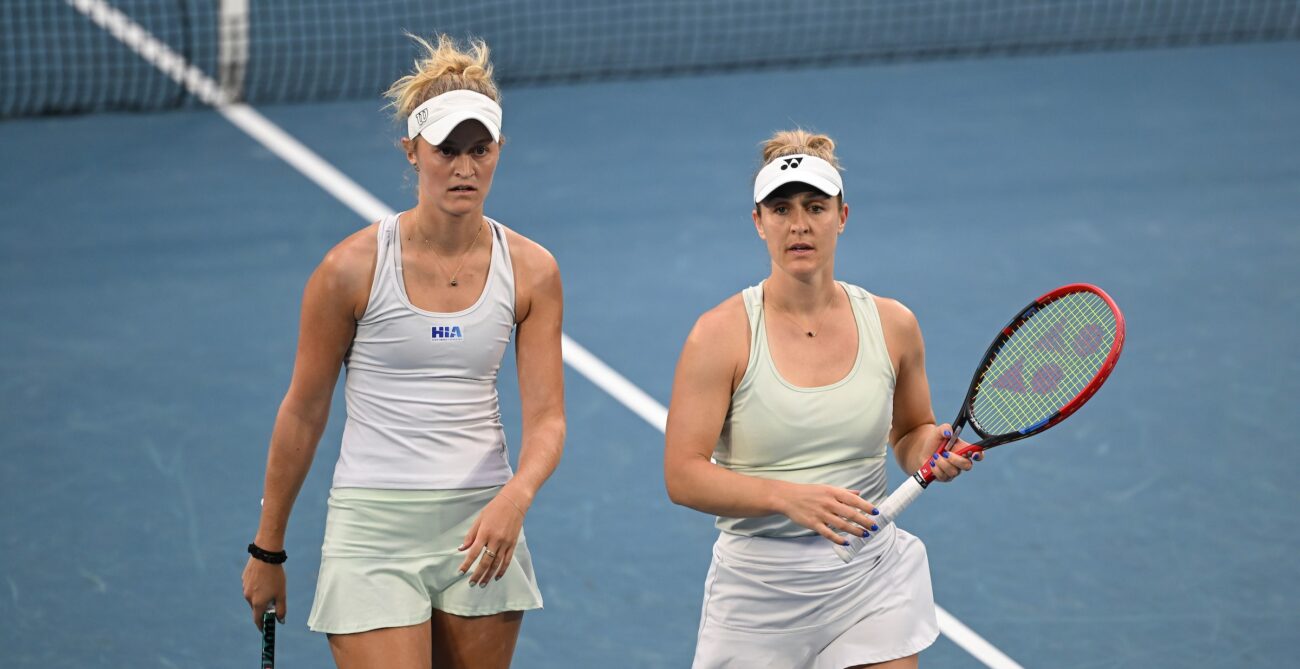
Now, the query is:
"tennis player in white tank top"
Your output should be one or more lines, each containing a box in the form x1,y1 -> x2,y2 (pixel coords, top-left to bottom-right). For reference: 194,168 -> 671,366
665,130 -> 981,669
242,36 -> 564,669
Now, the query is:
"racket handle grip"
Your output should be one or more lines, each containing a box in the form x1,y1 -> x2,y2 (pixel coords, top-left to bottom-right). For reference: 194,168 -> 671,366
261,604 -> 276,669
832,475 -> 928,563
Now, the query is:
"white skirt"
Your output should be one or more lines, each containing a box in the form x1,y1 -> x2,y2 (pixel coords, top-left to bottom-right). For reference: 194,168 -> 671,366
306,487 -> 543,635
692,524 -> 939,669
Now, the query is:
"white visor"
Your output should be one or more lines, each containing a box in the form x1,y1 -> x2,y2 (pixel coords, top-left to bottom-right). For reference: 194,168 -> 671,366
406,90 -> 502,145
753,154 -> 843,203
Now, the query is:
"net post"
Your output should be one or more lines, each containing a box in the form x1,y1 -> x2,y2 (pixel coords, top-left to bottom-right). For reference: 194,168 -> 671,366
218,0 -> 248,103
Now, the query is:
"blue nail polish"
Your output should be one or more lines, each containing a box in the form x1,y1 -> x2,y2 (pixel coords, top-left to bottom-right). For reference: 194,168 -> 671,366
842,539 -> 851,546
870,524 -> 879,531
870,509 -> 879,516
861,532 -> 869,539
943,429 -> 952,437
942,451 -> 950,459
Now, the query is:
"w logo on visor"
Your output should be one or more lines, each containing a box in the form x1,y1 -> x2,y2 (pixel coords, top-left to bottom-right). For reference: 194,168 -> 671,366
415,109 -> 429,126
781,157 -> 803,170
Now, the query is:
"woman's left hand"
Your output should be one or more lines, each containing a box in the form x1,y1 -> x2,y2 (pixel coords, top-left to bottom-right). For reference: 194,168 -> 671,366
927,423 -> 983,483
457,488 -> 529,586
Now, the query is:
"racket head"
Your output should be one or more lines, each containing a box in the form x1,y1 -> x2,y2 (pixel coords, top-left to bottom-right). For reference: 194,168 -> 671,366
960,283 -> 1125,447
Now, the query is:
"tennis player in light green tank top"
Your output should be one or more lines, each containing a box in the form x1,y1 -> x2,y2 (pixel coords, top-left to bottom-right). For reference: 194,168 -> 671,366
712,280 -> 895,538
665,129 -> 981,669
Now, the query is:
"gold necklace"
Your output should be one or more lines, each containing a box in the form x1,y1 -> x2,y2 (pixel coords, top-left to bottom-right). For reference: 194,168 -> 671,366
773,288 -> 837,338
414,220 -> 485,287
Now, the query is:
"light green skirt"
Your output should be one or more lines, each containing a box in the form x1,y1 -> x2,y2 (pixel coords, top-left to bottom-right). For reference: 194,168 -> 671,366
306,487 -> 543,635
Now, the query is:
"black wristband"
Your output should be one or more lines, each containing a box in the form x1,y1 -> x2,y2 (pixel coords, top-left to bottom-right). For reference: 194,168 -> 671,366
248,543 -> 287,564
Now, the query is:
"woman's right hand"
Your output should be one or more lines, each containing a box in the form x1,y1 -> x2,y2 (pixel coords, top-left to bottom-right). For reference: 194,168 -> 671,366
242,558 -> 286,630
773,482 -> 880,545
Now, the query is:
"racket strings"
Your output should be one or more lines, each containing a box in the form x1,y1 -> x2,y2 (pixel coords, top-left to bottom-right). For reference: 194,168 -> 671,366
981,294 -> 1112,425
977,293 -> 1114,429
973,292 -> 1117,435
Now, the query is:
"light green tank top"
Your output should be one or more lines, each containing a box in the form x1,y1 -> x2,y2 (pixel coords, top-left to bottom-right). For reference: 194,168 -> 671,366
714,282 -> 896,537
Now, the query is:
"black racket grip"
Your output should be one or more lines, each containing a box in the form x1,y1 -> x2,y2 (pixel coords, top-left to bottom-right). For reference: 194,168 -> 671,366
260,605 -> 276,669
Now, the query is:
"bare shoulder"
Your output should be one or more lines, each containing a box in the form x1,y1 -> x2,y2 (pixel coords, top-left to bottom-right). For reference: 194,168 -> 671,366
320,222 -> 377,278
499,223 -> 559,282
682,293 -> 750,374
314,222 -> 379,311
498,223 -> 560,324
872,295 -> 920,334
873,294 -> 924,365
691,293 -> 747,342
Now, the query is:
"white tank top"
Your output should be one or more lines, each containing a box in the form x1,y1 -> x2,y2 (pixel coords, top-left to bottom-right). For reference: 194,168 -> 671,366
714,282 -> 896,537
331,214 -> 516,489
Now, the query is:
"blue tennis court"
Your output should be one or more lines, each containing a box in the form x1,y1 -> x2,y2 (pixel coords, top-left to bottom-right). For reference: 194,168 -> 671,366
2,3 -> 1298,667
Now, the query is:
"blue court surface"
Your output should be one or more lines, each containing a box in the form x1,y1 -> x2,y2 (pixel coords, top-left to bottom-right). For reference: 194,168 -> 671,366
2,40 -> 1298,668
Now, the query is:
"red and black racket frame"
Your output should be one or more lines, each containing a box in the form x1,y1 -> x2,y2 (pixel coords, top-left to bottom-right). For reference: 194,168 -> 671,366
911,283 -> 1126,488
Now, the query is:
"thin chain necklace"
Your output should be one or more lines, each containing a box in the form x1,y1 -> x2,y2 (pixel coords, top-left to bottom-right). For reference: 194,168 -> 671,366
412,219 -> 485,287
772,287 -> 837,338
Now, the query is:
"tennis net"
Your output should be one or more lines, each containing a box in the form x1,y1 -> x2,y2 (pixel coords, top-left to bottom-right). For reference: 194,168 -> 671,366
4,0 -> 1298,117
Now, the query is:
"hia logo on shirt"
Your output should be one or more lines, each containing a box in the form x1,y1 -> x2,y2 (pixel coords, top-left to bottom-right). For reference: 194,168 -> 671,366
431,325 -> 464,341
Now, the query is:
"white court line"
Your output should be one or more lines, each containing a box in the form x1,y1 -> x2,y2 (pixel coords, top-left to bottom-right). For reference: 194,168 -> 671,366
67,2 -> 1024,666
560,335 -> 669,430
937,608 -> 1026,669
218,105 -> 392,221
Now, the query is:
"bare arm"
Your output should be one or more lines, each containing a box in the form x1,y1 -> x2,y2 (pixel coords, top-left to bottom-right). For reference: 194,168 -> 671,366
664,299 -> 878,544
879,298 -> 976,481
242,228 -> 373,627
664,301 -> 782,516
458,230 -> 565,584
505,238 -> 565,512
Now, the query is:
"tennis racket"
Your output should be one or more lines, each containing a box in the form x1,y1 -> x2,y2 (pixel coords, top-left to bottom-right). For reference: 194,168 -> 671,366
260,602 -> 276,669
833,283 -> 1125,562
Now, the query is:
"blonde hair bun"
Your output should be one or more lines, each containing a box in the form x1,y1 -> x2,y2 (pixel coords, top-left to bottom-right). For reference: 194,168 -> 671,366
386,34 -> 500,120
760,129 -> 840,169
